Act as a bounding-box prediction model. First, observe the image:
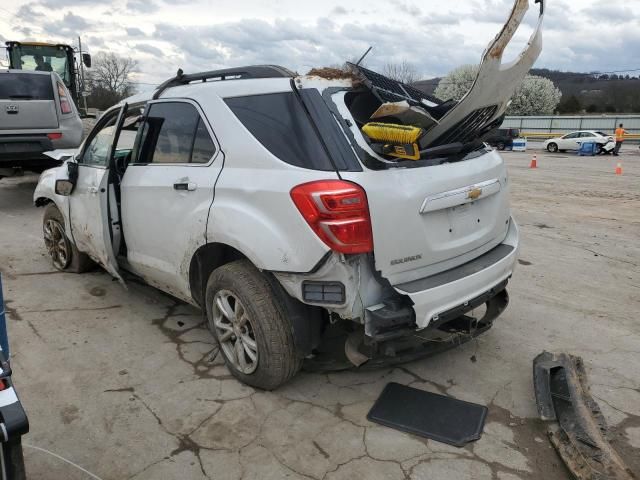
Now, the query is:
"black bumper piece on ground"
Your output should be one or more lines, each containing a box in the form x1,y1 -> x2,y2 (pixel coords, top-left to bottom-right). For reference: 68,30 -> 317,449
533,352 -> 635,480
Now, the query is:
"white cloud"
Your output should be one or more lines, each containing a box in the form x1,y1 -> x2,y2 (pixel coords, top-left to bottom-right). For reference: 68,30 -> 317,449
1,0 -> 639,86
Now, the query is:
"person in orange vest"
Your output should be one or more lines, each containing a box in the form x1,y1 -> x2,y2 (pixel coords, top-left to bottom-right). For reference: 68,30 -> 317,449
614,123 -> 625,156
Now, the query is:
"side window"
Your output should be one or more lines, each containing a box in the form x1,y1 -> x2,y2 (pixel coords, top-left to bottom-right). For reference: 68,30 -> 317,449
136,102 -> 216,164
191,118 -> 216,164
225,92 -> 335,171
81,120 -> 116,167
580,132 -> 594,138
564,133 -> 578,139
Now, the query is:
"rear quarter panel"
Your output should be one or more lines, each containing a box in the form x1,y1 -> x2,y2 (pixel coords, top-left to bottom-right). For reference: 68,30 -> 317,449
186,89 -> 335,273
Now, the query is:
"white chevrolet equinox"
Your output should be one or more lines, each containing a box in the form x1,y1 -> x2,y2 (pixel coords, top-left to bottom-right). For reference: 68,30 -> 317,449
34,0 -> 544,389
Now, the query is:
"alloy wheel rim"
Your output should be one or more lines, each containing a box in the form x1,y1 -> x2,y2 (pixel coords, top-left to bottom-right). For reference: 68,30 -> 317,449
212,290 -> 259,374
43,219 -> 70,270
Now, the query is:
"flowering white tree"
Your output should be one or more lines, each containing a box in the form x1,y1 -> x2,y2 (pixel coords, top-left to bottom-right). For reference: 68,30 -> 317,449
509,75 -> 563,115
433,65 -> 478,104
434,65 -> 562,115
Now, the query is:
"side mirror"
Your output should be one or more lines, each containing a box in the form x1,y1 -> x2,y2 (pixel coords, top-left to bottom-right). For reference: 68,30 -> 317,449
67,161 -> 79,183
82,53 -> 92,68
55,161 -> 79,195
55,179 -> 74,196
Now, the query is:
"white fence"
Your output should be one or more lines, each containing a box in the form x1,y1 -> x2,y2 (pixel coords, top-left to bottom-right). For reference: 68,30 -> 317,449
501,115 -> 640,141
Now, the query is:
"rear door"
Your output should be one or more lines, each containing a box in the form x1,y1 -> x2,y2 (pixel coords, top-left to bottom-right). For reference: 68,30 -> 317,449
120,100 -> 221,300
0,72 -> 58,130
68,105 -> 127,281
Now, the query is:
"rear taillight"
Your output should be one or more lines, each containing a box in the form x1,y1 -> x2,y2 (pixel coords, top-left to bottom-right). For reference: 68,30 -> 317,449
47,133 -> 63,140
290,180 -> 373,254
57,82 -> 72,114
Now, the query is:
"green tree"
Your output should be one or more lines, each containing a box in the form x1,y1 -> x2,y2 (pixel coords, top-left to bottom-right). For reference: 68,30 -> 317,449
557,95 -> 582,114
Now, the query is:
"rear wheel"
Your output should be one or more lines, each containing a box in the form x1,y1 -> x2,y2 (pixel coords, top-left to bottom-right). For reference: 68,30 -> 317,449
205,260 -> 302,390
547,142 -> 558,153
496,142 -> 506,151
43,204 -> 95,273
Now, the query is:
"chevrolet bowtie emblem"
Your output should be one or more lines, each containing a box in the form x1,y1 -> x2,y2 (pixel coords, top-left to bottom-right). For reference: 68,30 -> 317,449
468,188 -> 482,200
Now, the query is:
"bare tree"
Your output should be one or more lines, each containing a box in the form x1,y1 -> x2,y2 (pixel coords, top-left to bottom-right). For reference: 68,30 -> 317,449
383,60 -> 419,84
86,52 -> 138,109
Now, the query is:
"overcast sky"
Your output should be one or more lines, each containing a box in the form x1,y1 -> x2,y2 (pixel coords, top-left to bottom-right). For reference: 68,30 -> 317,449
1,0 -> 640,90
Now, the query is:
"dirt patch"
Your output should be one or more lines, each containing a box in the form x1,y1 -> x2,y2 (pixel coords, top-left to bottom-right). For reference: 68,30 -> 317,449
89,286 -> 106,297
61,404 -> 80,424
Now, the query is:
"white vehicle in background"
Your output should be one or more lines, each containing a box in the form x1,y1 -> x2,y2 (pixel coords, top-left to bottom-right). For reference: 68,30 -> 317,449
544,130 -> 613,153
32,0 -> 545,389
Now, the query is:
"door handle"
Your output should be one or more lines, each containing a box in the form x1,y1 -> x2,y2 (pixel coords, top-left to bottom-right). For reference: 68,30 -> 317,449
173,182 -> 197,192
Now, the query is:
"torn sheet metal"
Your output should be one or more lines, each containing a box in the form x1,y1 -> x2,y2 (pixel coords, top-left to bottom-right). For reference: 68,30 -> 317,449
422,0 -> 546,147
533,352 -> 635,480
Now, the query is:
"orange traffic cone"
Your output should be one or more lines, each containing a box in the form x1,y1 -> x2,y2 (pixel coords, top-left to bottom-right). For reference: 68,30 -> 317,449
530,155 -> 537,169
615,163 -> 623,175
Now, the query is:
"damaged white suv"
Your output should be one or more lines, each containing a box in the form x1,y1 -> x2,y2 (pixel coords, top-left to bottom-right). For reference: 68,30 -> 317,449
34,0 -> 544,389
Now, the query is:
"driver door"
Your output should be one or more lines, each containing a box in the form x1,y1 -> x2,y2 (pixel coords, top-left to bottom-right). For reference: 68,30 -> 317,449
68,104 -> 128,281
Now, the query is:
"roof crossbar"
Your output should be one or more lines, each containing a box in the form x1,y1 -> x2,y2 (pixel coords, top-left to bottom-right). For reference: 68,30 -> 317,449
152,65 -> 295,99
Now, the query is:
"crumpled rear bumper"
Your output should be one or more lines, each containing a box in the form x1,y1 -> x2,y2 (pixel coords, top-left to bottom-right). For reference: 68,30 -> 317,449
395,218 -> 518,330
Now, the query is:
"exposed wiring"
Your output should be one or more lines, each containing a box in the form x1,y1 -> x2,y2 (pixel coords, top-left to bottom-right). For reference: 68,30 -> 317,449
23,444 -> 105,480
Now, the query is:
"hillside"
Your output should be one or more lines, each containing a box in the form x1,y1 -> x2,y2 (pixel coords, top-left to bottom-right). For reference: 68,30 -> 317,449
414,69 -> 640,114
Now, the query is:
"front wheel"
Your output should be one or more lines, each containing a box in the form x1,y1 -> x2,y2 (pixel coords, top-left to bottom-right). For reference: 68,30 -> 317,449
205,260 -> 302,390
547,142 -> 558,153
496,142 -> 506,151
42,204 -> 95,273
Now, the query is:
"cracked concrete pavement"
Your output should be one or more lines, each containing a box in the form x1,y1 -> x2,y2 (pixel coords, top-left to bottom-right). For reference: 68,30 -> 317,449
0,148 -> 638,479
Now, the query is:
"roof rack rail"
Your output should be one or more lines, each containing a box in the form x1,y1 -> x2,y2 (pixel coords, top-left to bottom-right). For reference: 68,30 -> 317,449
152,65 -> 296,99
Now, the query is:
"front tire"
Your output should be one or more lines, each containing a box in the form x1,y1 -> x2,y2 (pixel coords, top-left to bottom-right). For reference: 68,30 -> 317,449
496,142 -> 506,151
205,260 -> 302,390
43,204 -> 94,273
547,142 -> 558,153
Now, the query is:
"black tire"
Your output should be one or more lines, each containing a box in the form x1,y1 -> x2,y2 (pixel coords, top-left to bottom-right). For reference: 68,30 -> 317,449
205,260 -> 302,390
43,204 -> 95,273
547,142 -> 558,153
497,142 -> 506,151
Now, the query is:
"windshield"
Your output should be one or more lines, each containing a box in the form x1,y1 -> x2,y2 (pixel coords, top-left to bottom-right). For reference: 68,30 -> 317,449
9,45 -> 71,85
